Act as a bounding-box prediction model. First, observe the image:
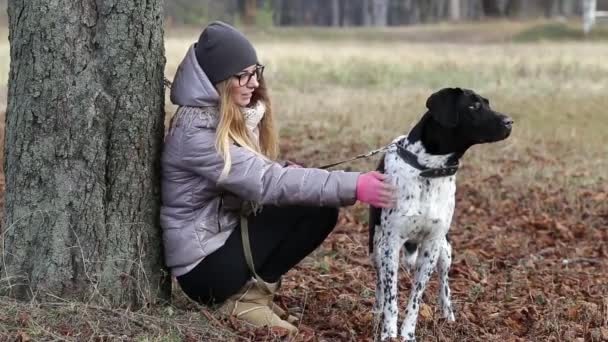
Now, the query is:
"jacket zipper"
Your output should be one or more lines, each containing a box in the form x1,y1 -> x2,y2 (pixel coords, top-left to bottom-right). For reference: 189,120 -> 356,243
217,194 -> 223,232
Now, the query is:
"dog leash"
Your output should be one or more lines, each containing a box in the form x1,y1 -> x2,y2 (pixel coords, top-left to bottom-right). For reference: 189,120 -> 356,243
317,143 -> 396,169
318,142 -> 459,177
239,203 -> 273,293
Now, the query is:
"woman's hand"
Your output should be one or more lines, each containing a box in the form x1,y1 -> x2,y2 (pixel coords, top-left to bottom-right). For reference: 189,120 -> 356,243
356,171 -> 397,208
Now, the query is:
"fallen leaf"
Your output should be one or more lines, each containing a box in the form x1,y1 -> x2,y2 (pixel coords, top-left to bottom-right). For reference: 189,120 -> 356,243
16,331 -> 31,342
419,303 -> 433,321
601,326 -> 608,341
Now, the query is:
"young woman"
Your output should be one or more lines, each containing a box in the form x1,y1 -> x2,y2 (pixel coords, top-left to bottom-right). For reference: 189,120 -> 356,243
161,21 -> 395,332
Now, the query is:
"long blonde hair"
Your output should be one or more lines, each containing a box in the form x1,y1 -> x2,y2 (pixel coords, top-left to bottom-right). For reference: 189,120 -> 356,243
215,77 -> 279,179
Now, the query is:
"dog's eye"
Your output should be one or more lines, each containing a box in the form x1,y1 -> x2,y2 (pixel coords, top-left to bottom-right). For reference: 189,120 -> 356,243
468,102 -> 481,110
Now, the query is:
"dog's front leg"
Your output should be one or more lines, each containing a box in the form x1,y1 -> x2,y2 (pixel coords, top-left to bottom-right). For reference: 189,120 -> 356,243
375,231 -> 401,340
437,236 -> 455,321
399,239 -> 440,341
372,226 -> 384,316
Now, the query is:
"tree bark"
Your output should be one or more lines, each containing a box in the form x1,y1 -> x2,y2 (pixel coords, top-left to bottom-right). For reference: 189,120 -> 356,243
2,0 -> 169,307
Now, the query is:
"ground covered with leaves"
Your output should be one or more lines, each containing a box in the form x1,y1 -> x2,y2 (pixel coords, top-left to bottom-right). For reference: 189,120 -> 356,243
1,165 -> 606,341
276,179 -> 608,341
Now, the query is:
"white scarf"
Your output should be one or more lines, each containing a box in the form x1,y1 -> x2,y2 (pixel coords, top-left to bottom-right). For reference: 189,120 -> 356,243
241,101 -> 266,141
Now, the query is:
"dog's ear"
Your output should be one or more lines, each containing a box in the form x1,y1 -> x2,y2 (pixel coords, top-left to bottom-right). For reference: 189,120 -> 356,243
425,88 -> 463,128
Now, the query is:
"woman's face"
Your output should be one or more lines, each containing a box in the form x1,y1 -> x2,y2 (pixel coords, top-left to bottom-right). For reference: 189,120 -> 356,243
230,64 -> 262,107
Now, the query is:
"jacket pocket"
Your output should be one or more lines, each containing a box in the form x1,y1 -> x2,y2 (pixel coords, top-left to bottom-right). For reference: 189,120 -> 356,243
192,201 -> 221,240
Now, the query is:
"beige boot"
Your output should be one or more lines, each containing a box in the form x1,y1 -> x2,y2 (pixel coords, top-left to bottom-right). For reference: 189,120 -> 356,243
264,280 -> 299,325
219,279 -> 298,332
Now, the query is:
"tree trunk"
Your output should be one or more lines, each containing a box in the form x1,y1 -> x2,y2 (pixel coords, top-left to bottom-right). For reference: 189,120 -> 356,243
371,0 -> 389,25
506,0 -> 525,16
483,0 -> 509,16
583,0 -> 597,34
242,0 -> 257,25
461,0 -> 484,19
542,0 -> 559,17
341,0 -> 364,26
558,0 -> 577,16
450,0 -> 461,20
362,0 -> 373,25
2,0 -> 169,307
331,0 -> 341,26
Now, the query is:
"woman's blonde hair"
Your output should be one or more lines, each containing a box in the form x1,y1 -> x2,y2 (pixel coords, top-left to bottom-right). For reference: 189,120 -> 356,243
215,77 -> 279,179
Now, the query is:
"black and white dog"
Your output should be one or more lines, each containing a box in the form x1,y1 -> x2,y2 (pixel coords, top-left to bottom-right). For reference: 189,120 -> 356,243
369,88 -> 513,341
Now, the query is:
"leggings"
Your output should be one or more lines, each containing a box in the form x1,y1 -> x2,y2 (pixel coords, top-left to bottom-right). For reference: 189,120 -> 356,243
176,205 -> 339,305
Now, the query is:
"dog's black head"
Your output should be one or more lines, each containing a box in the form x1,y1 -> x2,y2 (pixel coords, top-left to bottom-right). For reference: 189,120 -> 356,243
411,87 -> 512,156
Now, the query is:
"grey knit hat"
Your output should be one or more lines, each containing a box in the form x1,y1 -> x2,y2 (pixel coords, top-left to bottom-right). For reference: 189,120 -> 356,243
195,21 -> 258,85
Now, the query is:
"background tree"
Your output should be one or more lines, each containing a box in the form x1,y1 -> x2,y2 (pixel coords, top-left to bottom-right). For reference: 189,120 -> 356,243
158,0 -> 597,27
1,0 -> 169,306
241,0 -> 258,25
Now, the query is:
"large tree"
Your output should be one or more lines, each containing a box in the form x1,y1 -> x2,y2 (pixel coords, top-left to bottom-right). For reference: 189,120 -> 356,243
1,0 -> 169,306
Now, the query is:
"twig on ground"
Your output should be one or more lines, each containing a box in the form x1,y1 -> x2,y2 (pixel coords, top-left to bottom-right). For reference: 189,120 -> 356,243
561,257 -> 601,265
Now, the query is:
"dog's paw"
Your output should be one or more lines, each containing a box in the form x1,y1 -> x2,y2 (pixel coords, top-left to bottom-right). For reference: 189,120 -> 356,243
399,331 -> 416,342
440,309 -> 455,321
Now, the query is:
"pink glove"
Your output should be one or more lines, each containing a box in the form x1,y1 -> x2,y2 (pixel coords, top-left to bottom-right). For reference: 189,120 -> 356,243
356,171 -> 396,208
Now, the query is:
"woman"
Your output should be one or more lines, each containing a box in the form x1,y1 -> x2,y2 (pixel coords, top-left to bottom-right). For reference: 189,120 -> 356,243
161,21 -> 395,332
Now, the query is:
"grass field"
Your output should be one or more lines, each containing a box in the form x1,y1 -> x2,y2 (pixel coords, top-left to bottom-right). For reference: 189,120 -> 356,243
1,20 -> 608,341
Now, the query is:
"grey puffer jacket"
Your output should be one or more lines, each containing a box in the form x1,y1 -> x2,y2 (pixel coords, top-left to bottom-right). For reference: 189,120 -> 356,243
160,45 -> 360,276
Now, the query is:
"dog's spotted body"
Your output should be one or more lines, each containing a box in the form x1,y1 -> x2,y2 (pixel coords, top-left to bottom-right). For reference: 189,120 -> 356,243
369,88 -> 513,341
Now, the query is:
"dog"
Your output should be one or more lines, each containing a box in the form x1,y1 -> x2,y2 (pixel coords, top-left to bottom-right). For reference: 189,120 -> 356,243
369,87 -> 513,341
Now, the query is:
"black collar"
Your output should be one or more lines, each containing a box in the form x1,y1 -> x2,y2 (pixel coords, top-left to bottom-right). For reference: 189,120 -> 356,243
396,144 -> 459,178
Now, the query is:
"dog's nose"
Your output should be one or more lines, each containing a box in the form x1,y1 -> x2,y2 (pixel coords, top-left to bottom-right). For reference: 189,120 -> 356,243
502,117 -> 514,128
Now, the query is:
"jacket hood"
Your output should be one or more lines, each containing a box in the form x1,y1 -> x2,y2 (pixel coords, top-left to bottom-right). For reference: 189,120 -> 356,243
170,44 -> 220,107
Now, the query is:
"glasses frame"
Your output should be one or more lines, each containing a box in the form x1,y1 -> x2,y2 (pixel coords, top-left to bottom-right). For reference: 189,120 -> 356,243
234,64 -> 265,87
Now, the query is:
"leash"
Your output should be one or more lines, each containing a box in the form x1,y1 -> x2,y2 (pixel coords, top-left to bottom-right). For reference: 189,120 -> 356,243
239,203 -> 272,293
317,143 -> 395,169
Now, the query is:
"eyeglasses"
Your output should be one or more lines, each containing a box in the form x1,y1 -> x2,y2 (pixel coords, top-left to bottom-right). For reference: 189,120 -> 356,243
234,64 -> 265,87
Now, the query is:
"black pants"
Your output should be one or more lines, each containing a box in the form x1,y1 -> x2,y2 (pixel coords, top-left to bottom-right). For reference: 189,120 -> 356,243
177,205 -> 339,305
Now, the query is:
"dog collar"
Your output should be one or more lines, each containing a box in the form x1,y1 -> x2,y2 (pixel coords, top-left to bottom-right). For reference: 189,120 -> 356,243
396,145 -> 459,178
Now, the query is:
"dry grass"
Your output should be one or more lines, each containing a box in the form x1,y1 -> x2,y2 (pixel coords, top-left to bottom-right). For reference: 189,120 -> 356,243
1,20 -> 608,340
0,284 -> 236,341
